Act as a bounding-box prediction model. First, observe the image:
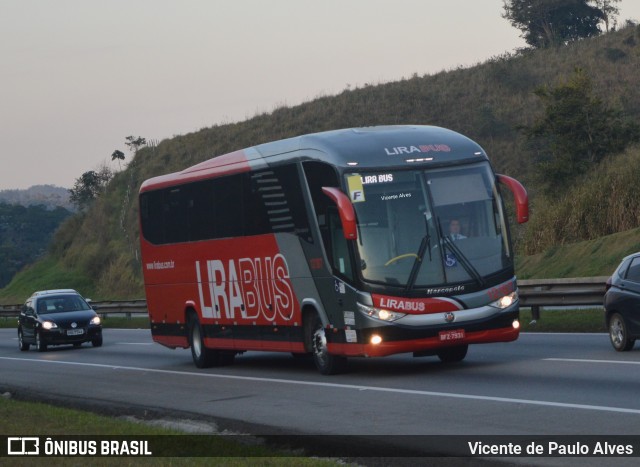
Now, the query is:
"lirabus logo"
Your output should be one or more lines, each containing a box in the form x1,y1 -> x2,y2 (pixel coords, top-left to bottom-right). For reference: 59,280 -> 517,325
195,254 -> 295,321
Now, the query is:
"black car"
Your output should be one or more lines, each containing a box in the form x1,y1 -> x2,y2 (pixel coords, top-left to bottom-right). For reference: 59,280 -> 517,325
18,289 -> 103,352
603,253 -> 640,351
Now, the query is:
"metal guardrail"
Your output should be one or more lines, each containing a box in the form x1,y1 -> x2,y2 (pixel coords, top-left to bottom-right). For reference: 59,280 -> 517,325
90,300 -> 148,318
517,276 -> 608,321
0,300 -> 148,320
518,276 -> 608,307
0,277 -> 609,320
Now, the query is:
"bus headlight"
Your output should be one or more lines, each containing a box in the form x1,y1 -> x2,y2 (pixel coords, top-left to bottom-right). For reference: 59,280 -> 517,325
490,291 -> 518,309
357,302 -> 406,322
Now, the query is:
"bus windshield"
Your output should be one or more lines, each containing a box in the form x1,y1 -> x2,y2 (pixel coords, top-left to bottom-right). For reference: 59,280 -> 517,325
347,162 -> 511,289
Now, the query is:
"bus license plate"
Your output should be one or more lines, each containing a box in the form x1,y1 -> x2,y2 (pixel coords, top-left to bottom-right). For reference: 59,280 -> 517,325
67,329 -> 84,336
439,329 -> 465,341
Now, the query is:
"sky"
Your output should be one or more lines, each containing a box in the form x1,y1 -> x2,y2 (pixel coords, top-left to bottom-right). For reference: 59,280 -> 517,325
1,0 -> 639,190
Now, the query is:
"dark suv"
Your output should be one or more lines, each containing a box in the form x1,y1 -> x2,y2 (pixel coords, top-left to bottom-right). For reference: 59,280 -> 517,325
18,289 -> 103,352
604,253 -> 640,351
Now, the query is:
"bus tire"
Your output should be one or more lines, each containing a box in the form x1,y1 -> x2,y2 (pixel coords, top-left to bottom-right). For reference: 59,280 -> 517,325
310,314 -> 347,375
437,345 -> 468,363
188,314 -> 217,368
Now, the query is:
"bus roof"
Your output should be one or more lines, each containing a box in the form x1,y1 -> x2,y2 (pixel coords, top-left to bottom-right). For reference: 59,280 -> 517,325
140,125 -> 488,193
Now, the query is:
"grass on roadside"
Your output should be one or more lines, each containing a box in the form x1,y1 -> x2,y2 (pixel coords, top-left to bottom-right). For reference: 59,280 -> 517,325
0,397 -> 342,466
519,308 -> 606,333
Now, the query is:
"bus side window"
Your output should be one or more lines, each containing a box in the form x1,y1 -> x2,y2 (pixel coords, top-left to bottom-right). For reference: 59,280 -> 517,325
243,172 -> 274,237
140,191 -> 164,244
214,175 -> 244,239
164,188 -> 188,243
187,180 -> 215,241
246,165 -> 312,241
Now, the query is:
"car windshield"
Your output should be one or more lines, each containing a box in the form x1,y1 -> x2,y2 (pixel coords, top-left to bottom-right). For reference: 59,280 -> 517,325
347,162 -> 512,289
36,295 -> 92,314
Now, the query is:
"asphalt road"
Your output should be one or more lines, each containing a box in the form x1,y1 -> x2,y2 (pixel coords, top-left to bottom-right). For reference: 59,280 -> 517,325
1,328 -> 640,465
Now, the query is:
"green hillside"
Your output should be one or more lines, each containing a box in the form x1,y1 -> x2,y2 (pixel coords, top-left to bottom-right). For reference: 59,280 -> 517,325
0,203 -> 72,289
1,24 -> 640,302
517,227 -> 640,279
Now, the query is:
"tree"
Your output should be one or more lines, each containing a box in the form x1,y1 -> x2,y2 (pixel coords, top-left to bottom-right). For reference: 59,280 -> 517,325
124,135 -> 147,155
111,150 -> 125,170
69,166 -> 113,211
502,0 -> 606,48
593,0 -> 620,32
525,68 -> 640,194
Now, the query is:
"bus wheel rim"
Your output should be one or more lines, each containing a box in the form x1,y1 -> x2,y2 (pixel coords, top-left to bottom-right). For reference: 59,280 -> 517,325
312,327 -> 328,365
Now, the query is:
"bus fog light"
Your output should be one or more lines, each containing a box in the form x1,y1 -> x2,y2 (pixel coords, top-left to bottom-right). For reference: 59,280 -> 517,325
370,335 -> 383,345
513,320 -> 520,330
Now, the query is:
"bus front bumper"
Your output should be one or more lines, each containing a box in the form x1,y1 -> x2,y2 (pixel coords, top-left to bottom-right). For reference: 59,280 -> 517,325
327,308 -> 520,358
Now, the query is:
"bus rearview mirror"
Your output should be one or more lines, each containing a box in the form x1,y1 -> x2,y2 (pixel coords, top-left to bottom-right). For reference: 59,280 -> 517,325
497,174 -> 529,224
321,187 -> 358,240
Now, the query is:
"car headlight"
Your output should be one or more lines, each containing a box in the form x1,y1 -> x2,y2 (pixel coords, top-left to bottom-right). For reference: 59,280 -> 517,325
490,291 -> 518,309
357,302 -> 406,322
90,316 -> 101,325
42,321 -> 57,330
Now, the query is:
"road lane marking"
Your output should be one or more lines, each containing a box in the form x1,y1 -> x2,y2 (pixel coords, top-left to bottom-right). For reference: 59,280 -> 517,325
545,358 -> 640,365
114,342 -> 154,345
9,338 -> 152,346
2,356 -> 640,415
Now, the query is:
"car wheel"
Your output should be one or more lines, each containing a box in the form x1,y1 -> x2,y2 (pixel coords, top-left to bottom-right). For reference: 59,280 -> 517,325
36,332 -> 47,352
310,314 -> 347,375
92,337 -> 103,347
437,345 -> 468,363
609,313 -> 635,351
18,329 -> 30,351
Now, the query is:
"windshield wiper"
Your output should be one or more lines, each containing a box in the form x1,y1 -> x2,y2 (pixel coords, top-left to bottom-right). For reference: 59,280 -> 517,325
404,212 -> 432,294
437,217 -> 484,287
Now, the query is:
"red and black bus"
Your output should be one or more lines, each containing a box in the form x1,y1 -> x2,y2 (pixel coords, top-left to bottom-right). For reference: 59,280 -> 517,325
139,125 -> 528,374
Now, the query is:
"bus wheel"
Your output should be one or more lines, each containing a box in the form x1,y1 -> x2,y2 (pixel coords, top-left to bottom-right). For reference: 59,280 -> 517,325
188,315 -> 217,368
310,315 -> 347,375
437,345 -> 468,363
